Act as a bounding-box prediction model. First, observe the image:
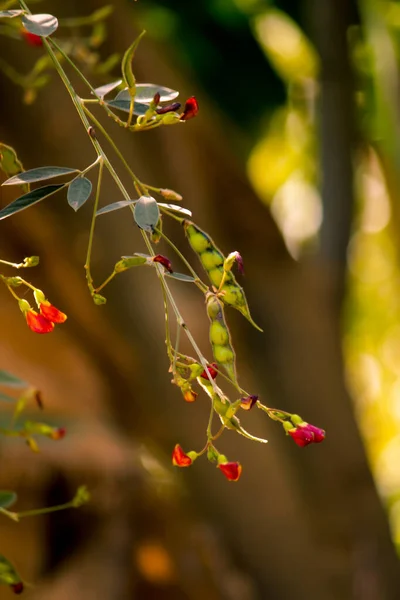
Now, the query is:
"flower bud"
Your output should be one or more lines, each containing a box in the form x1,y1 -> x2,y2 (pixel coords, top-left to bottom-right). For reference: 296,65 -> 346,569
33,289 -> 46,305
93,293 -> 107,305
159,188 -> 183,202
240,394 -> 258,410
156,102 -> 181,114
172,444 -> 193,467
200,362 -> 218,380
153,254 -> 173,273
23,256 -> 39,267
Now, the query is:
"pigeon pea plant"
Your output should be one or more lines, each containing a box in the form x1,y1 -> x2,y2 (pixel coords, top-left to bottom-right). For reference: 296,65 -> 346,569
1,0 -> 326,495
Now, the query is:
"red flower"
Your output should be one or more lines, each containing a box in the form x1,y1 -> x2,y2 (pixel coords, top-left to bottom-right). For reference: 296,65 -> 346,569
26,310 -> 54,334
218,461 -> 242,482
180,96 -> 199,121
39,301 -> 67,324
288,423 -> 326,447
21,29 -> 43,47
153,254 -> 173,273
11,582 -> 24,595
240,395 -> 258,411
172,444 -> 193,467
51,427 -> 66,440
200,362 -> 218,380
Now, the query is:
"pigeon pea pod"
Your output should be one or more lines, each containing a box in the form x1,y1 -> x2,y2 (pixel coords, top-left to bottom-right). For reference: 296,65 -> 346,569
206,293 -> 238,386
183,220 -> 262,331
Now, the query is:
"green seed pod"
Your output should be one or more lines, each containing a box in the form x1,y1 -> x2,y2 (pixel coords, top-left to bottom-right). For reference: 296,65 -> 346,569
183,220 -> 262,331
210,320 -> 229,346
206,293 -> 238,386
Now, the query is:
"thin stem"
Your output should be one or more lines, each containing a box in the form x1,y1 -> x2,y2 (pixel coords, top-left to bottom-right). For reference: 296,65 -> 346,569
85,159 -> 104,292
48,38 -> 127,128
5,283 -> 21,301
154,228 -> 209,292
82,104 -> 146,195
95,270 -> 117,293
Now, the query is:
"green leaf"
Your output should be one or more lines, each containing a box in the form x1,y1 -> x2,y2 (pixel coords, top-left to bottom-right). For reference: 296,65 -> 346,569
96,199 -> 136,216
0,184 -> 64,221
67,177 -> 92,211
0,371 -> 27,388
121,30 -> 146,97
106,99 -> 149,115
133,195 -> 160,232
22,13 -> 58,37
0,554 -> 22,586
0,10 -> 23,18
93,79 -> 122,99
115,84 -> 179,104
2,166 -> 78,186
165,272 -> 196,282
117,255 -> 148,269
0,393 -> 16,402
0,491 -> 17,509
158,203 -> 192,216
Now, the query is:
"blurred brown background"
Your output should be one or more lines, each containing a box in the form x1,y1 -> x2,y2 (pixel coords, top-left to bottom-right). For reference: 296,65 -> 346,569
1,0 -> 400,598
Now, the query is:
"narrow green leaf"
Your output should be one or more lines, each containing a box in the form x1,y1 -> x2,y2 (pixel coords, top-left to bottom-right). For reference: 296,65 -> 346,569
93,79 -> 122,99
0,184 -> 64,220
0,10 -> 23,18
0,371 -> 27,388
3,166 -> 78,186
121,30 -> 146,98
165,272 -> 196,282
158,203 -> 192,216
115,84 -> 179,104
67,177 -> 92,211
106,99 -> 149,115
0,491 -> 17,509
96,199 -> 136,216
0,393 -> 16,402
117,256 -> 148,269
133,195 -> 160,232
22,13 -> 58,37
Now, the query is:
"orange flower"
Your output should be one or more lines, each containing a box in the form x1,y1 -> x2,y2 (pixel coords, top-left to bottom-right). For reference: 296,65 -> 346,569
183,389 -> 198,403
26,310 -> 54,334
218,461 -> 242,482
39,301 -> 67,324
172,444 -> 193,467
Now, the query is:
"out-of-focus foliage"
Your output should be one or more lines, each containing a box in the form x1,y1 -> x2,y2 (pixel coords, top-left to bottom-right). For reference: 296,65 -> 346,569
243,0 -> 400,551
